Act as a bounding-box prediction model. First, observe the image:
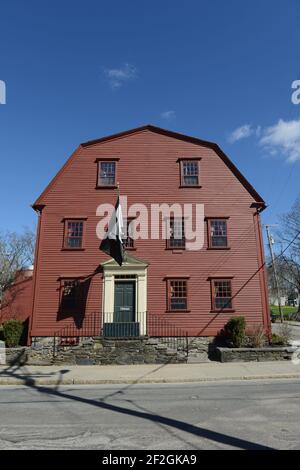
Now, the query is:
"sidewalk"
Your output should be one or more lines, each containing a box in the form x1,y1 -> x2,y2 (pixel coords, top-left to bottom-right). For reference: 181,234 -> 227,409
1,361 -> 300,386
287,321 -> 300,327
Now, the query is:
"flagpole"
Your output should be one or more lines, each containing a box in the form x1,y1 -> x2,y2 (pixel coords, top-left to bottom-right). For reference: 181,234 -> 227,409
117,181 -> 126,262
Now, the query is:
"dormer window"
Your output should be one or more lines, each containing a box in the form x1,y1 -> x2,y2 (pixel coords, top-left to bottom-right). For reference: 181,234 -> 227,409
179,159 -> 201,187
96,159 -> 118,187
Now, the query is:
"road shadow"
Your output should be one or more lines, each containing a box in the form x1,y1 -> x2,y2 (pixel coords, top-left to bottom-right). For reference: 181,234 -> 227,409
0,360 -> 275,450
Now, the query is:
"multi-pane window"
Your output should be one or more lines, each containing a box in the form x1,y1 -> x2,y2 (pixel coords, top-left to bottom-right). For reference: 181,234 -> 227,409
167,217 -> 185,249
209,219 -> 228,248
98,161 -> 116,186
212,279 -> 232,310
181,160 -> 199,186
123,218 -> 135,249
64,220 -> 84,248
167,279 -> 188,311
61,280 -> 81,310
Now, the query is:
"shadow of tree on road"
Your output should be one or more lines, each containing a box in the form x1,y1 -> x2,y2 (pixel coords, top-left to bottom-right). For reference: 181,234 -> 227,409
0,359 -> 275,450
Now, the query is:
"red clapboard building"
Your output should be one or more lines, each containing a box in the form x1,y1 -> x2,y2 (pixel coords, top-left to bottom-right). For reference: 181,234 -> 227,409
0,268 -> 33,343
29,125 -> 270,342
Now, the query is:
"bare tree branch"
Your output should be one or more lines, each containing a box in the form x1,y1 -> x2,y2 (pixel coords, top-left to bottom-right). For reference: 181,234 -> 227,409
0,228 -> 35,300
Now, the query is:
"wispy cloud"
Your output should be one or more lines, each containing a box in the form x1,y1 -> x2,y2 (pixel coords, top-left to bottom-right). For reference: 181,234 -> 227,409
228,124 -> 259,143
104,63 -> 138,89
259,118 -> 300,163
228,118 -> 300,163
161,110 -> 176,121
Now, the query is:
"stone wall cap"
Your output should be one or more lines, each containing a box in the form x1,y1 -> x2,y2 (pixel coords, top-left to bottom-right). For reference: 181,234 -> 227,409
217,347 -> 294,352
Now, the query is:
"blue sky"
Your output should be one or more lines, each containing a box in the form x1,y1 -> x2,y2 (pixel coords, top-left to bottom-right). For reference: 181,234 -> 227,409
0,0 -> 300,243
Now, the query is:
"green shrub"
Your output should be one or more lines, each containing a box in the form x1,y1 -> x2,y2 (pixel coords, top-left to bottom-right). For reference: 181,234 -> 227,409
271,333 -> 286,346
224,316 -> 246,348
3,320 -> 24,347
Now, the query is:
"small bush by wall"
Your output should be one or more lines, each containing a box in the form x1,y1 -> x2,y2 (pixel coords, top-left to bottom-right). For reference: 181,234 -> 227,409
223,316 -> 246,348
3,320 -> 24,348
275,323 -> 292,345
271,333 -> 286,346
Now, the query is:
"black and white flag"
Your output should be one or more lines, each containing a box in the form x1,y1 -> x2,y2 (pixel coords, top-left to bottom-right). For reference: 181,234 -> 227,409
100,196 -> 125,266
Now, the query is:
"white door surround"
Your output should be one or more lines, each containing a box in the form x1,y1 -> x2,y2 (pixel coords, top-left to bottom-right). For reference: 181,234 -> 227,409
101,255 -> 148,335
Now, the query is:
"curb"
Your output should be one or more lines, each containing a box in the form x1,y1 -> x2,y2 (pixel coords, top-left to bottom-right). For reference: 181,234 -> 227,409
1,373 -> 300,386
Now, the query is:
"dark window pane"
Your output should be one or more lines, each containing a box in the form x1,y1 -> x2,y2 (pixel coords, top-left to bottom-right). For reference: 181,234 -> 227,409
183,175 -> 198,186
62,280 -> 80,309
212,236 -> 227,247
170,298 -> 187,310
215,297 -> 232,309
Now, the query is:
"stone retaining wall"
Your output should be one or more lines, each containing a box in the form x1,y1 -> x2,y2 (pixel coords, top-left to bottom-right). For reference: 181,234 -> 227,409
217,347 -> 296,363
4,336 -> 216,366
5,338 -> 185,366
4,341 -> 296,365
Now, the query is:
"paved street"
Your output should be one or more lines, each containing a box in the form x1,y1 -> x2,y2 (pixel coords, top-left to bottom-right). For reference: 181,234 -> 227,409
0,380 -> 300,450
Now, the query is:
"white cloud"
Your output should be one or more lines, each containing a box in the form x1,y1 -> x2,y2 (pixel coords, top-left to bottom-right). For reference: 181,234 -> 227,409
228,124 -> 254,143
161,110 -> 176,121
104,63 -> 138,89
259,118 -> 300,163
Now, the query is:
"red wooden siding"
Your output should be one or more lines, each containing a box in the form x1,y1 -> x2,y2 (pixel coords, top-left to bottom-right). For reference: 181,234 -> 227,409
1,270 -> 33,344
30,127 -> 269,337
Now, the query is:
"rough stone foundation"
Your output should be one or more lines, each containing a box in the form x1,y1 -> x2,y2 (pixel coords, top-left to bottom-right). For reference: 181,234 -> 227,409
5,336 -> 216,366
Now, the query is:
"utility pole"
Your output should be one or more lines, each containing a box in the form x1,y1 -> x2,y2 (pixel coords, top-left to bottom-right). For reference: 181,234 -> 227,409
265,225 -> 284,323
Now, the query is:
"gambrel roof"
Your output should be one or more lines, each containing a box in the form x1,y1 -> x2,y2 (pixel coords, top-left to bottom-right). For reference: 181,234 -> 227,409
32,124 -> 266,210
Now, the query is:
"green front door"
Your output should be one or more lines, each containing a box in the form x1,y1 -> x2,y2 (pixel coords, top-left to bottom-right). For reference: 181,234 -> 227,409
114,281 -> 136,323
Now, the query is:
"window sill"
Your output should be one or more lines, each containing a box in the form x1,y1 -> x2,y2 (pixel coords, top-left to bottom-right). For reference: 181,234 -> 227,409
165,248 -> 185,252
207,247 -> 231,250
179,185 -> 202,189
95,185 -> 118,189
166,310 -> 191,313
61,248 -> 85,251
124,247 -> 136,251
210,309 -> 235,313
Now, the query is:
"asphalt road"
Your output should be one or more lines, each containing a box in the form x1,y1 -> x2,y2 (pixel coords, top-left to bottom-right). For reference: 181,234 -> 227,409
0,380 -> 300,450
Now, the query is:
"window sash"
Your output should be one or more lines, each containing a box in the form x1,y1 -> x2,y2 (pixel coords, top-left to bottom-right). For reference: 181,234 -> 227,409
168,279 -> 188,311
167,218 -> 185,249
64,221 -> 84,248
98,161 -> 116,186
181,161 -> 199,186
209,219 -> 228,248
212,280 -> 232,310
